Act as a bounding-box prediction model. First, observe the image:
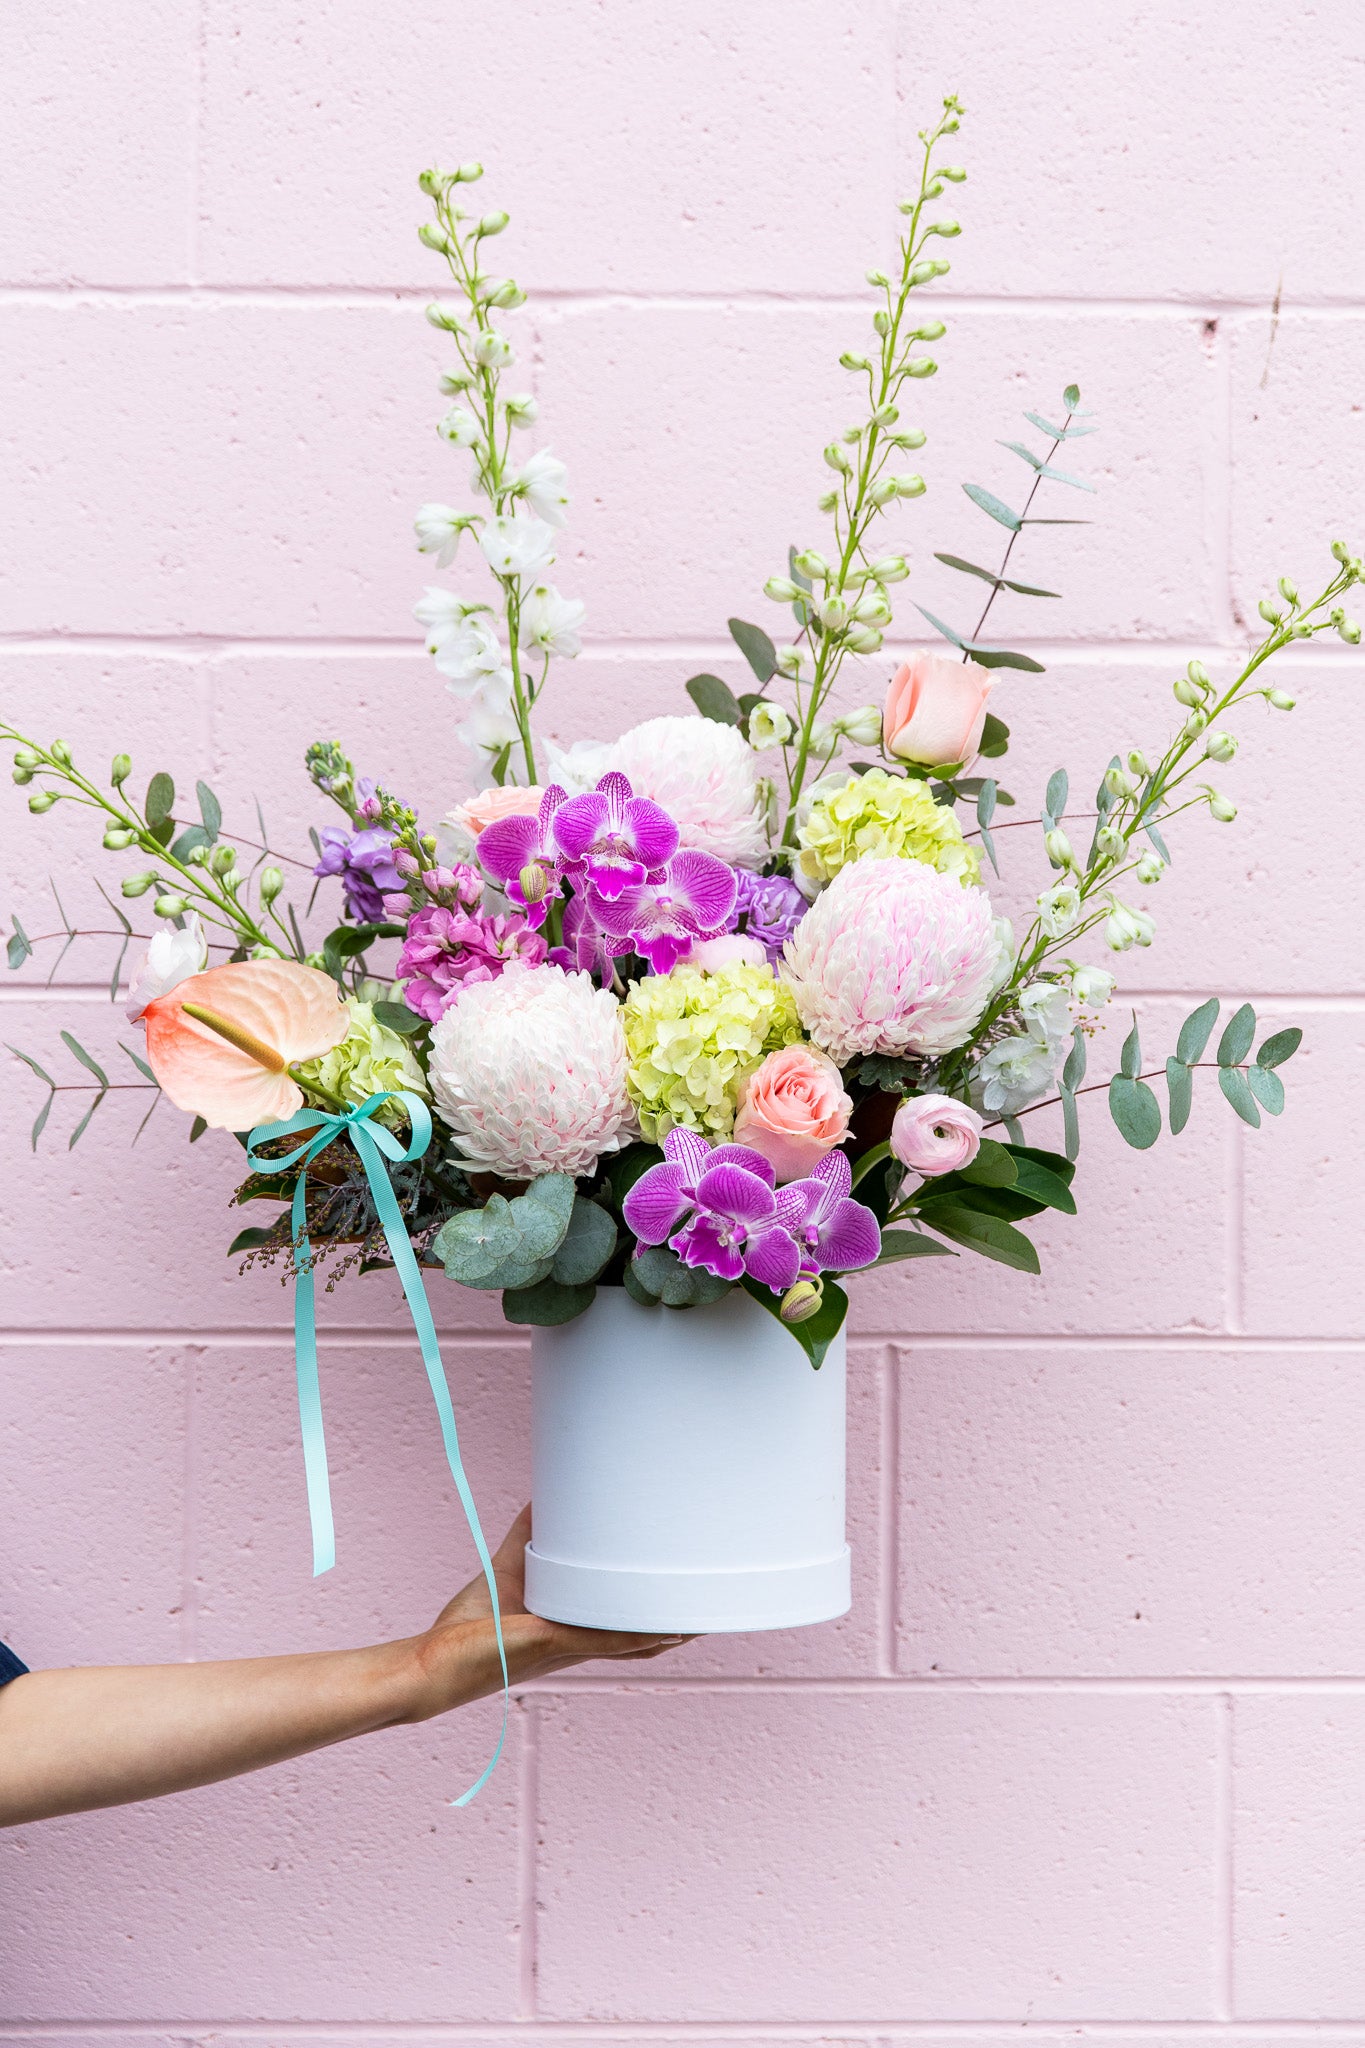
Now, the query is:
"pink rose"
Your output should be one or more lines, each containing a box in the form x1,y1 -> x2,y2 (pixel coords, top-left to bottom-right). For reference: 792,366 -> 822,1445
884,653 -> 994,770
890,1092 -> 985,1175
448,784 -> 543,840
734,1043 -> 853,1183
687,933 -> 768,972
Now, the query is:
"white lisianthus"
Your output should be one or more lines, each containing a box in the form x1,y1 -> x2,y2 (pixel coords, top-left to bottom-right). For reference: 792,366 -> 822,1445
974,1032 -> 1059,1114
514,448 -> 570,528
413,504 -> 465,568
1036,880 -> 1082,939
432,614 -> 514,699
748,702 -> 794,750
1018,979 -> 1072,1051
834,704 -> 883,746
521,582 -> 585,658
1068,963 -> 1116,1009
125,912 -> 209,1023
437,406 -> 481,447
543,735 -> 616,794
478,515 -> 557,580
1105,899 -> 1156,952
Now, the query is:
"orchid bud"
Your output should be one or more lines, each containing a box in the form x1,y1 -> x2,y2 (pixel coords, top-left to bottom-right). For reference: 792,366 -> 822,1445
102,826 -> 135,849
154,893 -> 188,918
121,872 -> 158,897
1126,749 -> 1151,778
1045,828 -> 1075,869
27,789 -> 56,812
764,576 -> 801,603
1268,689 -> 1296,710
823,442 -> 852,474
1204,730 -> 1238,763
518,861 -> 550,905
259,865 -> 285,905
1135,850 -> 1164,884
1104,765 -> 1138,800
110,752 -> 132,786
1208,791 -> 1237,822
780,1278 -> 825,1325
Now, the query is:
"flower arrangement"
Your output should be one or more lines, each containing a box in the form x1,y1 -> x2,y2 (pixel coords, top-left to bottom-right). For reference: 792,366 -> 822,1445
5,97 -> 1361,1383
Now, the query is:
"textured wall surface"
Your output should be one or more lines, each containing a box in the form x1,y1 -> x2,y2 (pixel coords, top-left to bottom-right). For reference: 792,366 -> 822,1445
2,0 -> 1364,2036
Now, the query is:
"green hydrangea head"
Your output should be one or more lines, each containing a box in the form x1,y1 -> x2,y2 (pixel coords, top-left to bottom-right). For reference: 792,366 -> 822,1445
294,1000 -> 429,1125
621,960 -> 803,1144
795,767 -> 980,892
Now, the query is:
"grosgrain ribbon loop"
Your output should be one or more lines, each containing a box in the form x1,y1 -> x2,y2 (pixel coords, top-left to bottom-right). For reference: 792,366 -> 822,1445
246,1089 -> 507,1807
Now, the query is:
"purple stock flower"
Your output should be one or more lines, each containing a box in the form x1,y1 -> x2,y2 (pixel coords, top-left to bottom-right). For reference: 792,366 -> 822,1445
314,824 -> 404,924
589,848 -> 738,975
395,903 -> 547,1021
623,1126 -> 801,1292
727,869 -> 808,963
551,769 -> 679,900
476,785 -> 570,926
775,1149 -> 882,1278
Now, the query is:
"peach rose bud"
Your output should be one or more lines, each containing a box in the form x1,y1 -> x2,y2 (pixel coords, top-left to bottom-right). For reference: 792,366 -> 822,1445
890,1092 -> 985,1176
447,783 -> 543,842
733,1043 -> 853,1183
883,652 -> 994,770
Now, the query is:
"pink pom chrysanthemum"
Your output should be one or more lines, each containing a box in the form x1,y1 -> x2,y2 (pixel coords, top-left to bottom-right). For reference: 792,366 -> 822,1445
608,716 -> 769,869
428,962 -> 634,1179
781,856 -> 1000,1062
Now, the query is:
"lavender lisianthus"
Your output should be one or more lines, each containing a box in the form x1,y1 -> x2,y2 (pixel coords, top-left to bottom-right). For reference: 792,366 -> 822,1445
314,824 -> 404,924
396,903 -> 547,1021
727,870 -> 807,963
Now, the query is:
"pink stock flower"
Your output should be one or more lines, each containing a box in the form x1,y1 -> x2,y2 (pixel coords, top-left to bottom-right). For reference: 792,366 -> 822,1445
395,903 -> 548,1021
551,769 -> 679,899
889,1092 -> 985,1175
884,652 -> 994,770
733,1043 -> 852,1182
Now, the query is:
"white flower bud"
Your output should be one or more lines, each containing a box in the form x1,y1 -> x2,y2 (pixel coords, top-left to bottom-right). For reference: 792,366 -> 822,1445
870,402 -> 900,428
793,549 -> 829,581
1204,730 -> 1238,763
418,222 -> 453,254
121,872 -> 158,898
889,427 -> 928,450
776,646 -> 805,678
102,826 -> 135,849
1068,963 -> 1115,1008
154,893 -> 189,918
834,704 -> 883,746
1105,900 -> 1155,952
454,161 -> 485,183
748,702 -> 795,750
809,721 -> 839,753
908,260 -> 938,286
472,329 -> 513,368
27,789 -> 57,812
852,587 -> 891,624
1339,617 -> 1362,644
504,393 -> 538,427
845,624 -> 884,654
1044,828 -> 1075,869
438,370 -> 472,397
1331,538 -> 1351,562
1126,749 -> 1151,778
1104,765 -> 1138,800
893,473 -> 926,498
1278,575 -> 1299,604
1258,597 -> 1283,625
866,267 -> 890,287
872,308 -> 891,337
905,357 -> 938,379
259,865 -> 285,905
1094,823 -> 1126,863
1208,791 -> 1237,822
477,210 -> 510,237
870,555 -> 910,583
1135,850 -> 1164,884
1173,676 -> 1203,707
1186,659 -> 1211,687
839,351 -> 873,372
210,844 -> 238,877
485,278 -> 525,309
823,442 -> 852,474
818,595 -> 850,631
424,301 -> 465,332
1268,689 -> 1296,710
1183,708 -> 1209,736
437,405 -> 481,447
869,478 -> 899,507
764,576 -> 801,603
816,489 -> 839,513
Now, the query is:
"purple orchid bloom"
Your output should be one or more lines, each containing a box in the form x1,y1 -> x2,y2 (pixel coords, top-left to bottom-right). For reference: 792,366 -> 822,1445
314,823 -> 404,924
551,770 -> 679,901
774,1149 -> 882,1278
727,870 -> 808,964
623,1126 -> 799,1291
589,848 -> 738,975
395,903 -> 547,1021
476,784 -> 569,927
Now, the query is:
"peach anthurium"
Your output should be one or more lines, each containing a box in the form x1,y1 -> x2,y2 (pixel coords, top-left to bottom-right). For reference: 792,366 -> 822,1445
142,960 -> 349,1131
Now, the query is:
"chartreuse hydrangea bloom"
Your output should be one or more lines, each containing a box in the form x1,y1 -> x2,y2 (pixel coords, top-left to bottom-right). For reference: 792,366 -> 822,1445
622,961 -> 803,1143
795,767 -> 980,892
294,1000 -> 429,1126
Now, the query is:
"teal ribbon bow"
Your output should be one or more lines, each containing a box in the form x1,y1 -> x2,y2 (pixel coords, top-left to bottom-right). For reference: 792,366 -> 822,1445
246,1088 -> 506,1806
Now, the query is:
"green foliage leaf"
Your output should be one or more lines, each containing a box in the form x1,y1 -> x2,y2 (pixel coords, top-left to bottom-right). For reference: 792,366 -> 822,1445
1166,1057 -> 1192,1135
189,1114 -> 208,1143
622,1260 -> 660,1306
149,815 -> 175,848
9,1043 -> 56,1089
552,1197 -> 618,1285
1219,1064 -> 1261,1127
1109,1074 -> 1162,1149
1062,1026 -> 1087,1094
933,552 -> 1061,599
1046,768 -> 1069,821
68,1089 -> 108,1149
855,1052 -> 923,1094
996,441 -> 1095,491
196,781 -> 222,841
435,1174 -> 576,1286
1120,1014 -> 1142,1080
169,824 -> 213,863
741,1274 -> 849,1368
631,1244 -> 734,1307
1217,1003 -> 1257,1068
1177,997 -> 1220,1066
787,545 -> 812,592
1004,1141 -> 1076,1188
727,617 -> 778,684
685,673 -> 742,726
60,1030 -> 109,1089
371,1000 -> 425,1037
1001,1148 -> 1077,1214
145,772 -> 175,829
1025,409 -> 1097,442
1257,1027 -> 1303,1069
120,1041 -> 157,1082
29,1093 -> 53,1151
1246,1062 -> 1285,1115
1062,383 -> 1081,410
872,1229 -> 956,1265
920,1203 -> 1041,1273
1145,821 -> 1172,865
1061,1085 -> 1079,1162
975,779 -> 998,875
7,917 -> 32,971
607,1141 -> 663,1212
228,1226 -> 277,1256
502,1276 -> 597,1327
958,1138 -> 1018,1187
914,606 -> 1045,673
963,483 -> 1021,531
978,713 -> 1010,759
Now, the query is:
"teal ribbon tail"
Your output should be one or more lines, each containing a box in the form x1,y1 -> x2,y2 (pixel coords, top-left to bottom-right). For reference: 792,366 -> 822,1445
246,1089 -> 508,1804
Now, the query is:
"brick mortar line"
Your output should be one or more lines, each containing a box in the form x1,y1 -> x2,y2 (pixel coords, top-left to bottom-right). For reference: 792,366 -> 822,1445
2,636 -> 1360,663
527,1676 -> 1365,1694
5,2023 -> 1365,2037
2,1330 -> 1361,1350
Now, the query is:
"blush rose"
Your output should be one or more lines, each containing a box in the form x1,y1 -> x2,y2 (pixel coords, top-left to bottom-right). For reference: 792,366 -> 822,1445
883,652 -> 994,770
733,1043 -> 853,1183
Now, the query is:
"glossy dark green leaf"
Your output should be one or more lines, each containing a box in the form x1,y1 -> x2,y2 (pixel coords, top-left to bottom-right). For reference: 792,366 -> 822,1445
1109,1074 -> 1162,1149
962,483 -> 1021,531
933,552 -> 1060,599
1166,1056 -> 1192,1135
1246,1062 -> 1285,1115
60,1030 -> 108,1089
921,1203 -> 1041,1273
502,1276 -> 598,1327
7,917 -> 32,971
727,617 -> 778,684
872,1229 -> 956,1265
227,1226 -> 277,1256
958,1138 -> 1018,1187
686,673 -> 743,725
372,1000 -> 425,1036
741,1274 -> 849,1369
1256,1026 -> 1303,1069
978,712 -> 1010,759
1004,1142 -> 1076,1188
196,781 -> 222,841
145,772 -> 175,828
1001,1151 -> 1077,1214
1218,1064 -> 1261,1127
1217,1003 -> 1257,1068
1062,1025 -> 1087,1094
1176,997 -> 1220,1066
1046,768 -> 1069,820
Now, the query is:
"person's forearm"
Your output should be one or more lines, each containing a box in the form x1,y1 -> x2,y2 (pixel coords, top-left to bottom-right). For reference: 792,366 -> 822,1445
0,1635 -> 442,1826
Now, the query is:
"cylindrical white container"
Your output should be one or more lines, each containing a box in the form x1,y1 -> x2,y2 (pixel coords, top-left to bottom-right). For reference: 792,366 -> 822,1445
524,1284 -> 849,1633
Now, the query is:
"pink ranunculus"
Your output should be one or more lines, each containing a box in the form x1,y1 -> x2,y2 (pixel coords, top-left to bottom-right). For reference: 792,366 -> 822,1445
890,1092 -> 985,1175
884,653 -> 994,770
448,783 -> 544,839
733,1043 -> 853,1184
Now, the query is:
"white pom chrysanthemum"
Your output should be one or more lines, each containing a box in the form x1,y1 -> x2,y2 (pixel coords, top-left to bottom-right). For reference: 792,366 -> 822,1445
781,856 -> 1000,1062
608,715 -> 769,869
428,962 -> 634,1178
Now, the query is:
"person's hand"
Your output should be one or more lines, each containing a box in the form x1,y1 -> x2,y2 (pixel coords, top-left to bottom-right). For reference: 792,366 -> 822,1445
407,1505 -> 695,1714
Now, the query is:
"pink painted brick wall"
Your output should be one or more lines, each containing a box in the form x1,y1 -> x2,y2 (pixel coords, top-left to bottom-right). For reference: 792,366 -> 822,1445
1,0 -> 1362,2035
